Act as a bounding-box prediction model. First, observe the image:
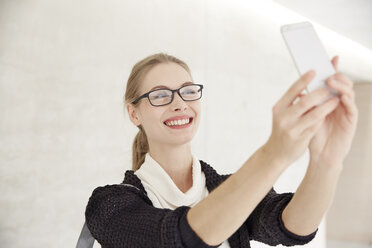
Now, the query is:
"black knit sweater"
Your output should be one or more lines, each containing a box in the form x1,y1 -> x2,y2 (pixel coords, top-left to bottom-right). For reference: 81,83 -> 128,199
85,160 -> 317,248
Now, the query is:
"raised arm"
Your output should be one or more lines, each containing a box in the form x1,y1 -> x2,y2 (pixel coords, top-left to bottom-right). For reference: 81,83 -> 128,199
281,56 -> 358,236
187,70 -> 340,246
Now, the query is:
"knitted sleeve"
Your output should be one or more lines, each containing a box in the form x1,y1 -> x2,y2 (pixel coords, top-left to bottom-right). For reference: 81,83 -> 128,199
245,188 -> 318,246
85,184 -> 222,248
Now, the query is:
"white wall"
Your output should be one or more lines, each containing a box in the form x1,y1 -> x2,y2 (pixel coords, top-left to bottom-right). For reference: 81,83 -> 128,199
274,0 -> 372,51
1,0 -> 370,247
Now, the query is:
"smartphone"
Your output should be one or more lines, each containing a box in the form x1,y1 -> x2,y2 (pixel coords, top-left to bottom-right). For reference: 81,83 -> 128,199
281,22 -> 339,101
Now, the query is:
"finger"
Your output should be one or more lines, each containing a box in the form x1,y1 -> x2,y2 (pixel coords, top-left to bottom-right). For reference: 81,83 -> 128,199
297,96 -> 340,137
341,94 -> 358,122
293,92 -> 307,105
301,117 -> 324,141
300,119 -> 324,141
332,72 -> 354,89
276,70 -> 316,110
327,79 -> 354,99
331,56 -> 339,71
289,87 -> 331,118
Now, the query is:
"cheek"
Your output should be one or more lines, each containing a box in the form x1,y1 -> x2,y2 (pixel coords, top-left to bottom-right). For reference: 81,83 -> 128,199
193,102 -> 202,116
190,102 -> 201,125
139,105 -> 162,126
147,110 -> 163,124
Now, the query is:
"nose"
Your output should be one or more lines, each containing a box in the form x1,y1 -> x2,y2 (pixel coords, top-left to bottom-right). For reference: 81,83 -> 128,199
171,92 -> 188,111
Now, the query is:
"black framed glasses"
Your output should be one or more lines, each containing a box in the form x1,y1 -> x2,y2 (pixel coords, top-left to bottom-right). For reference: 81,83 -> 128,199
132,83 -> 204,107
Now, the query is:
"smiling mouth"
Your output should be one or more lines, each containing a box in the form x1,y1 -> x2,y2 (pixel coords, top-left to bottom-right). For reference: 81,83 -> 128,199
163,117 -> 193,127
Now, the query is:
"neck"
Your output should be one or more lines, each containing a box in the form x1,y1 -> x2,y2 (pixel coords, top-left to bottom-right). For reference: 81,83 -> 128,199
148,141 -> 193,193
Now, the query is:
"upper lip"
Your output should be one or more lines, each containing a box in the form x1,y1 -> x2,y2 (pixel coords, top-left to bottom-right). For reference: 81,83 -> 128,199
164,115 -> 193,123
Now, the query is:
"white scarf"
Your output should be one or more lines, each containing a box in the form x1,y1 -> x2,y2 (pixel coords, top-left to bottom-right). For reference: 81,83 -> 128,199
134,152 -> 208,209
134,153 -> 231,248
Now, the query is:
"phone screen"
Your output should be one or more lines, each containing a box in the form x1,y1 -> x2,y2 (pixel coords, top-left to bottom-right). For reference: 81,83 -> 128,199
281,22 -> 338,96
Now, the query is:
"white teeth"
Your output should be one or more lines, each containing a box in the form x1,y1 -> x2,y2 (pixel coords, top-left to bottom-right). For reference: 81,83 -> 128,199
165,118 -> 191,126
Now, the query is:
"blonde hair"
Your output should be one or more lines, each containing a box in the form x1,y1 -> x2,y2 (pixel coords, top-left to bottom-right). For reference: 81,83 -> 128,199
124,53 -> 193,171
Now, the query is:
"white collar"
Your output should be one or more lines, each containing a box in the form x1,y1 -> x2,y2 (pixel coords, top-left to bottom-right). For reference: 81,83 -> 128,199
134,153 -> 207,208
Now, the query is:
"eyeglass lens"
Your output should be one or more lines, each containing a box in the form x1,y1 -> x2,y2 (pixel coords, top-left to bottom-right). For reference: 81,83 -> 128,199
148,85 -> 202,106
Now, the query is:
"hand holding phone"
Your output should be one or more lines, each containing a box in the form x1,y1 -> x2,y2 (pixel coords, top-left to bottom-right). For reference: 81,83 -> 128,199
281,22 -> 340,103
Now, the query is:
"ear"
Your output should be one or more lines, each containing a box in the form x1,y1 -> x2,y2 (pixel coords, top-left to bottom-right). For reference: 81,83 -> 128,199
126,103 -> 141,126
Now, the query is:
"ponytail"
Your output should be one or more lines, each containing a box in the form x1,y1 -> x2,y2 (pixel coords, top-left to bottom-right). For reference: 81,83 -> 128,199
132,125 -> 149,171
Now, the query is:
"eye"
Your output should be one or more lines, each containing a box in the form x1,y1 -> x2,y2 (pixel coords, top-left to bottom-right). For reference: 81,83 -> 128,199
150,90 -> 171,100
154,94 -> 168,99
183,89 -> 198,96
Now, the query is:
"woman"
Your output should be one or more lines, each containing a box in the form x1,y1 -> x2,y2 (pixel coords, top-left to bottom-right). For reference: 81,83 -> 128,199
85,53 -> 358,247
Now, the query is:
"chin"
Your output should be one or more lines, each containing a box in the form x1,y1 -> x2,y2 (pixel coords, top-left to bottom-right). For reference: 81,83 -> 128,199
169,134 -> 195,146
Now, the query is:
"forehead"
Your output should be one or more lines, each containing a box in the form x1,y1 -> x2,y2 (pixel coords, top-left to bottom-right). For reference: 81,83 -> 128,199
141,62 -> 192,92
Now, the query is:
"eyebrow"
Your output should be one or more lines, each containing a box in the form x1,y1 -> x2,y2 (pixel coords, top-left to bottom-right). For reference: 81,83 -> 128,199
149,81 -> 194,91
